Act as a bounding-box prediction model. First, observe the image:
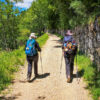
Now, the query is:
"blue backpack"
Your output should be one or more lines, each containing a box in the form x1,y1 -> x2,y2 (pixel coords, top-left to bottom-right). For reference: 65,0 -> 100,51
25,39 -> 37,56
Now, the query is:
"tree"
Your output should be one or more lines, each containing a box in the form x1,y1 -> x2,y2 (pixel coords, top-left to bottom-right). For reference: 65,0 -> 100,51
0,0 -> 20,50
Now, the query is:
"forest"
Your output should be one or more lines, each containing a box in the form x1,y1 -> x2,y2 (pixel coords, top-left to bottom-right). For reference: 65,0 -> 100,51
0,0 -> 100,50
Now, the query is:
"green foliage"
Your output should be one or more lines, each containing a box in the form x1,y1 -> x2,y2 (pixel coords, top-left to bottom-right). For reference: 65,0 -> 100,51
76,52 -> 100,100
21,0 -> 99,30
70,1 -> 86,16
19,0 -> 49,35
0,0 -> 100,51
17,29 -> 30,45
98,17 -> 100,25
88,15 -> 96,25
0,47 -> 25,91
92,88 -> 100,100
37,33 -> 49,47
0,0 -> 20,50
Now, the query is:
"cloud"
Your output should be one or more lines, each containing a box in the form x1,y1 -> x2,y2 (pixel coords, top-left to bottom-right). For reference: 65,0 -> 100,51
12,0 -> 34,9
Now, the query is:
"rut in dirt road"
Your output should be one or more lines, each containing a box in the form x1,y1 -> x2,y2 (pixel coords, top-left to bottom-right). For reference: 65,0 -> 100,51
1,34 -> 92,100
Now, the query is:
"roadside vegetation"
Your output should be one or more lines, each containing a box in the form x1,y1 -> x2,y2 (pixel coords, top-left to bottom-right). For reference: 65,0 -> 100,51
76,52 -> 100,100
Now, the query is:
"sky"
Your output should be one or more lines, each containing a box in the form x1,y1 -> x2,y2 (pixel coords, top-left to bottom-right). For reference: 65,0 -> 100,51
13,0 -> 34,9
1,0 -> 34,11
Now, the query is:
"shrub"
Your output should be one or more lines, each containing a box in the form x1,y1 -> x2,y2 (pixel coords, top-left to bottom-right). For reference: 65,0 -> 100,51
76,52 -> 100,100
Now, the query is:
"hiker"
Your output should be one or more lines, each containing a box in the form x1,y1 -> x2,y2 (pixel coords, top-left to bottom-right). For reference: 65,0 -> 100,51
62,30 -> 77,83
25,33 -> 41,81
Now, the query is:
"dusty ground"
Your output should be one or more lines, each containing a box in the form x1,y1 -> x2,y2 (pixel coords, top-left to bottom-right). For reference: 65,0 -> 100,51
0,34 -> 92,100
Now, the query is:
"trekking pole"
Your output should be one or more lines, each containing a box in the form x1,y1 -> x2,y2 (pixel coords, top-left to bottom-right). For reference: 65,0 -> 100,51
76,53 -> 79,84
60,53 -> 63,74
40,52 -> 43,74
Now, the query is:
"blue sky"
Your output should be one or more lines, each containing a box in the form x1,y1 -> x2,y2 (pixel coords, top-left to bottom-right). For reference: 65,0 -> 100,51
13,0 -> 34,9
1,0 -> 34,11
12,0 -> 34,9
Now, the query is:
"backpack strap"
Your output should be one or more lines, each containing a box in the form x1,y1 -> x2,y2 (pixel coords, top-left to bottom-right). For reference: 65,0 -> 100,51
27,39 -> 35,46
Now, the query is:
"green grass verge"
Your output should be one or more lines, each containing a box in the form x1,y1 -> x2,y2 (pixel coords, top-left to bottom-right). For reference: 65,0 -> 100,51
0,33 -> 49,92
0,48 -> 25,91
37,33 -> 49,47
76,52 -> 100,100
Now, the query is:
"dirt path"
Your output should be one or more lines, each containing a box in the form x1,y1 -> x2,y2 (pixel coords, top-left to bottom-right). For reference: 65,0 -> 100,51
0,34 -> 92,100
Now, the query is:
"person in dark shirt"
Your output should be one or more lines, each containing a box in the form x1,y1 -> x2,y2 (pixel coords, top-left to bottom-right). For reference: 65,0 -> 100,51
25,33 -> 41,81
62,30 -> 77,83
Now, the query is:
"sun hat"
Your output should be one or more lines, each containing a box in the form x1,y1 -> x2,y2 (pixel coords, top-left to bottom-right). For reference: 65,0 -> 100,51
64,30 -> 73,42
29,33 -> 37,39
66,30 -> 73,36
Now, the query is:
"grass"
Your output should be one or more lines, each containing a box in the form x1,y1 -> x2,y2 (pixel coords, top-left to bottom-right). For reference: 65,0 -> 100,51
0,48 -> 25,91
37,33 -> 49,47
0,33 -> 49,92
76,52 -> 100,100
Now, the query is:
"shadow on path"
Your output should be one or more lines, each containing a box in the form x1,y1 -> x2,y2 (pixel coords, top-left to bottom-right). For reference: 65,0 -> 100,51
70,69 -> 84,83
0,93 -> 21,100
53,45 -> 62,48
29,73 -> 50,83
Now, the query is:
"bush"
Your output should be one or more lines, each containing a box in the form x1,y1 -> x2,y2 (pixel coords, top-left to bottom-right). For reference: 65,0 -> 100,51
76,52 -> 100,100
0,48 -> 25,92
37,33 -> 49,47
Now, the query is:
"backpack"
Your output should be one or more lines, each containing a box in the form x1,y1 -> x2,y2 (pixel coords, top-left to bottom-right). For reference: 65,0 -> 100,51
64,39 -> 77,55
25,39 -> 37,56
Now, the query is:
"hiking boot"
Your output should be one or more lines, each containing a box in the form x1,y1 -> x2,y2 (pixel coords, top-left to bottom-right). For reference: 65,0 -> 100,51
27,78 -> 30,82
67,77 -> 71,83
27,76 -> 31,82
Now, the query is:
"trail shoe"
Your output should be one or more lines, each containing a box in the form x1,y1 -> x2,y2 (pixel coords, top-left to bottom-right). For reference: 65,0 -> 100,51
27,76 -> 31,82
67,77 -> 71,83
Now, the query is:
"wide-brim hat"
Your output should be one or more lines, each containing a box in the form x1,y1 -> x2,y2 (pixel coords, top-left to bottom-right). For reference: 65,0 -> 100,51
66,30 -> 73,35
29,33 -> 37,39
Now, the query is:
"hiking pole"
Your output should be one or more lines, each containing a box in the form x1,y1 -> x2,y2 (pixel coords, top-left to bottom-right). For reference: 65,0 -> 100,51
76,53 -> 79,84
60,53 -> 63,74
40,52 -> 43,74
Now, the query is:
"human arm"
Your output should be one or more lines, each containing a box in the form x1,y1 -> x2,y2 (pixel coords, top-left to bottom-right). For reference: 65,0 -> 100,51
35,41 -> 41,52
